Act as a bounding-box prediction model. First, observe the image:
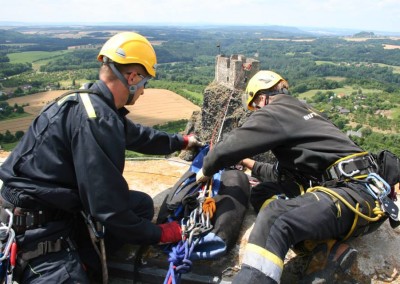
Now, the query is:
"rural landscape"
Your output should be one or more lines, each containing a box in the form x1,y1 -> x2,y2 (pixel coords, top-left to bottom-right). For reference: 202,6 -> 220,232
1,24 -> 400,283
1,25 -> 400,156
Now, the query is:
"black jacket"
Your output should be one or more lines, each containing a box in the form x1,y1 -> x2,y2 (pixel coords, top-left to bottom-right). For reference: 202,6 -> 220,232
202,94 -> 363,180
0,80 -> 185,244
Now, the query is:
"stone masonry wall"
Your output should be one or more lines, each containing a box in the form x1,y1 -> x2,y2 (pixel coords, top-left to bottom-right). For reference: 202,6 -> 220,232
215,54 -> 260,90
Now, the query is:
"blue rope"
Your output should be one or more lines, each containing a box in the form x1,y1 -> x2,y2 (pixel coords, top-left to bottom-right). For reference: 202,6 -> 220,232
163,240 -> 196,284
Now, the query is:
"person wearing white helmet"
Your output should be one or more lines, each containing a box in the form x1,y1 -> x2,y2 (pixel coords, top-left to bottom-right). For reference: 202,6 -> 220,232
196,70 -> 396,283
0,32 -> 202,283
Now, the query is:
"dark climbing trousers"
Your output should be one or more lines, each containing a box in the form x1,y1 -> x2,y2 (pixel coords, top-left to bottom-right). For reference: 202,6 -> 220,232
16,190 -> 154,284
233,189 -> 357,284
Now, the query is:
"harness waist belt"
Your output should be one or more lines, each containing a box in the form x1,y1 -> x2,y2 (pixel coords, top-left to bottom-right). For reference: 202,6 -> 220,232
0,207 -> 55,234
324,154 -> 378,182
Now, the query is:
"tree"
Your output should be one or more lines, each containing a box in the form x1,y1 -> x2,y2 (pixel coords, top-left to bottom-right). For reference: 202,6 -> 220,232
14,87 -> 24,95
2,130 -> 14,143
15,131 -> 24,140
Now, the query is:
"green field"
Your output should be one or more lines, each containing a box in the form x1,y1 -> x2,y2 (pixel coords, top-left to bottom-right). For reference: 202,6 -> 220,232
315,60 -> 337,66
391,107 -> 400,119
375,63 -> 400,74
7,50 -> 72,70
325,76 -> 347,82
316,60 -> 400,74
180,89 -> 203,101
298,85 -> 382,100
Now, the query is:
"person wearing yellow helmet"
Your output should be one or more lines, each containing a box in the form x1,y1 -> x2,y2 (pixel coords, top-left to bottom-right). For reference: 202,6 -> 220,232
196,70 -> 395,283
97,31 -> 157,76
0,31 -> 203,283
97,31 -> 157,106
243,70 -> 289,111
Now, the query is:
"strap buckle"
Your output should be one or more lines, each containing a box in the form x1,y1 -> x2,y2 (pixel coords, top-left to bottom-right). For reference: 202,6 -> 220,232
12,209 -> 47,233
80,211 -> 104,239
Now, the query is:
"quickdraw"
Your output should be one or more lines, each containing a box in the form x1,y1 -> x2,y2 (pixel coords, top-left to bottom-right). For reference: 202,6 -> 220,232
0,209 -> 17,283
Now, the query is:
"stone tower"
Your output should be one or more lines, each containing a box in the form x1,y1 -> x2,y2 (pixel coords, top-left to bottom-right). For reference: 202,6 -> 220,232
215,54 -> 260,90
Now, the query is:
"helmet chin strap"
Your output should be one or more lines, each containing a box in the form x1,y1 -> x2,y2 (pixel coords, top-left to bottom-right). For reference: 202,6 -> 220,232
264,88 -> 290,97
126,85 -> 137,104
258,88 -> 290,107
104,57 -> 137,105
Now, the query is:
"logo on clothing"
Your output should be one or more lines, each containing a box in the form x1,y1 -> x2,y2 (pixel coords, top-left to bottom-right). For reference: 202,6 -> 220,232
303,112 -> 317,120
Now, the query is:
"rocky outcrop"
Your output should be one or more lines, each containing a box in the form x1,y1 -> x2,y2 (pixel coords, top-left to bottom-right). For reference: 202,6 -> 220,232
180,82 -> 274,163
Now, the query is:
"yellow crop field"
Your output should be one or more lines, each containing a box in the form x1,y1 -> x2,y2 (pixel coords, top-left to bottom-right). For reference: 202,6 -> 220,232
2,89 -> 200,134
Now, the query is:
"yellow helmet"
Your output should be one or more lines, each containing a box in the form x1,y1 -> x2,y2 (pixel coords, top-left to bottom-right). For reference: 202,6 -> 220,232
245,70 -> 286,111
97,32 -> 157,77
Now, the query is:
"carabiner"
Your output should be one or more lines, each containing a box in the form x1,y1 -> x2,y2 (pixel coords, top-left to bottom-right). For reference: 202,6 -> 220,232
337,159 -> 360,177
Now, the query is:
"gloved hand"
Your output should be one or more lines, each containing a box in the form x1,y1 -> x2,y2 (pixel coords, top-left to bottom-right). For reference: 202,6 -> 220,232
183,134 -> 204,150
158,221 -> 182,244
196,168 -> 211,184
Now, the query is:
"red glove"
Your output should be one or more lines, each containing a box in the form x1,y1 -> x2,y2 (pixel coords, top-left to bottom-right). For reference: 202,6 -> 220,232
182,134 -> 204,150
158,221 -> 182,244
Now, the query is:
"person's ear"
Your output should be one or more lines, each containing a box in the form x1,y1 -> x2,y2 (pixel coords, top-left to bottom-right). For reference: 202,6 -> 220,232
127,72 -> 136,85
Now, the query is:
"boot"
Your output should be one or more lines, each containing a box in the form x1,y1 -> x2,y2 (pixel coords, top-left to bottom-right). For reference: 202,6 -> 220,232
298,240 -> 357,284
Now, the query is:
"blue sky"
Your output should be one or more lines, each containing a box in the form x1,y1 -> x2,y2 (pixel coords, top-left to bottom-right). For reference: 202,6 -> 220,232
2,0 -> 399,33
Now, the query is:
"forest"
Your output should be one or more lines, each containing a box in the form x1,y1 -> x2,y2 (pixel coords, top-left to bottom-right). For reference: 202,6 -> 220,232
0,25 -> 400,154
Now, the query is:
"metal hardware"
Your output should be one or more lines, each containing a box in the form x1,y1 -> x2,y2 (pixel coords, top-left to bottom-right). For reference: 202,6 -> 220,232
337,159 -> 360,177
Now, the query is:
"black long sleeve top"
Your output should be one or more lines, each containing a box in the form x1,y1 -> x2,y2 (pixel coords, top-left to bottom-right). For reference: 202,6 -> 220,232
202,94 -> 363,181
0,80 -> 185,244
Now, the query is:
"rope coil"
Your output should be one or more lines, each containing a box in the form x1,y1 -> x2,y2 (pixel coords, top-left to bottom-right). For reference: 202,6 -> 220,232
164,240 -> 196,284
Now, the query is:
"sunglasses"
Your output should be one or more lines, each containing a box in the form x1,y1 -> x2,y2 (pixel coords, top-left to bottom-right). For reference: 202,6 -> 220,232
137,74 -> 151,88
125,72 -> 151,88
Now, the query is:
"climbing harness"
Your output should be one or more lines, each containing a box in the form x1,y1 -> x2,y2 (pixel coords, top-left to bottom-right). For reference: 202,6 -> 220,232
0,209 -> 17,283
309,152 -> 400,240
